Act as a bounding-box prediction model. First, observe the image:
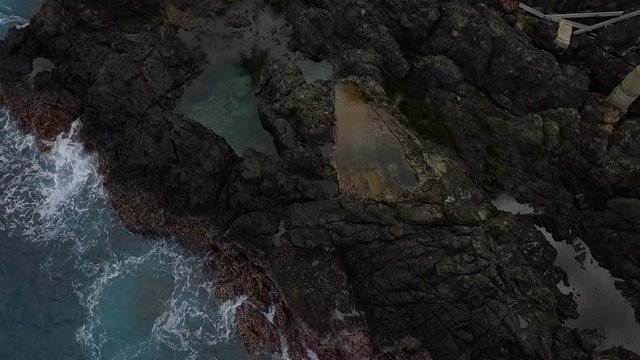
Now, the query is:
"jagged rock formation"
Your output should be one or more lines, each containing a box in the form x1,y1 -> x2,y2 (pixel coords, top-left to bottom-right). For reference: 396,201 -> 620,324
1,0 -> 639,359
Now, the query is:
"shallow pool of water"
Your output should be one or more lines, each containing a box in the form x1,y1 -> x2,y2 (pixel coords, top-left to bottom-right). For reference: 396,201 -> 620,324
0,110 -> 248,360
493,194 -> 640,354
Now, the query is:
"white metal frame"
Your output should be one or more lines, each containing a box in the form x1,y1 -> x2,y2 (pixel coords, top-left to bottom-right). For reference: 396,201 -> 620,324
518,3 -> 640,36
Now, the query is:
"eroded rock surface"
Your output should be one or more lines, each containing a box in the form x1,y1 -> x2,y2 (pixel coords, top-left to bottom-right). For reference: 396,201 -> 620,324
1,0 -> 640,359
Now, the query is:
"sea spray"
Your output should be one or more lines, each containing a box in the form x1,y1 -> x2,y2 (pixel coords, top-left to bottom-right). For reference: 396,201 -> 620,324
0,109 -> 247,359
0,112 -> 104,251
38,121 -> 101,220
0,12 -> 27,26
535,226 -> 640,353
263,304 -> 277,325
305,346 -> 320,360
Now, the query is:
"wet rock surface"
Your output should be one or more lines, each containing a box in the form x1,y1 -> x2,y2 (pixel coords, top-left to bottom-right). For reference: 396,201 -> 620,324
1,0 -> 640,359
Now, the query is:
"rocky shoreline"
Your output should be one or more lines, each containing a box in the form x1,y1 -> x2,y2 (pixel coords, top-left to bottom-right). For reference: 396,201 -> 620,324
1,0 -> 639,359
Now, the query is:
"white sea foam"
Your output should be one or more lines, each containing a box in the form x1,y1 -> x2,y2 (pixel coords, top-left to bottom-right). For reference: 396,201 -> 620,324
75,257 -> 130,360
0,12 -> 27,26
215,295 -> 247,343
263,304 -> 277,324
305,347 -> 320,360
0,110 -> 104,252
1,109 -> 244,359
0,3 -> 30,28
152,250 -> 223,352
1,110 -> 39,226
76,242 -> 165,359
0,5 -> 28,30
38,121 -> 101,219
75,241 -> 245,359
492,193 -> 536,215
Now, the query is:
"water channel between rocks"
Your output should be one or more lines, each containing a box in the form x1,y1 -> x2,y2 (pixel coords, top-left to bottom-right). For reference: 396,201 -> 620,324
493,194 -> 640,354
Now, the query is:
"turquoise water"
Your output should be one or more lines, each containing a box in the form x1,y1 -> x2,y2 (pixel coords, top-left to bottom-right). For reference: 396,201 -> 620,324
177,5 -> 333,157
0,0 -> 40,37
178,64 -> 277,156
0,110 -> 248,359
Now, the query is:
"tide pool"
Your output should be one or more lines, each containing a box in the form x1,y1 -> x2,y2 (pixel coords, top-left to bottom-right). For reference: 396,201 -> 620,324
176,3 -> 333,157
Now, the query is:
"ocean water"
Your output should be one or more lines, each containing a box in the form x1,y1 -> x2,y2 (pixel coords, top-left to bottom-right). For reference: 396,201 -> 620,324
334,82 -> 417,200
0,0 -> 40,36
0,110 -> 248,359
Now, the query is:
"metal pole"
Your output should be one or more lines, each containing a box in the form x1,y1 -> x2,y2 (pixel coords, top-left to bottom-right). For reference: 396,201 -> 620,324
574,10 -> 640,35
547,11 -> 624,19
518,3 -> 588,29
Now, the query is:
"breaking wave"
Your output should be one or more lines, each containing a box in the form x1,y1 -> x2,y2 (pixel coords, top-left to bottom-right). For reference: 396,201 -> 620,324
0,4 -> 28,28
0,109 -> 246,359
0,12 -> 26,25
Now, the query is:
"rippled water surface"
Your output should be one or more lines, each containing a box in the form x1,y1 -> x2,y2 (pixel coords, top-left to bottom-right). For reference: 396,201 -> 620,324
334,82 -> 417,200
0,109 -> 248,359
0,0 -> 40,37
178,64 -> 276,156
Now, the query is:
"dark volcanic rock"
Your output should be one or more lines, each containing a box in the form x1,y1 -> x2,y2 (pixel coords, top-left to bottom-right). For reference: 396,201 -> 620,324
423,4 -> 589,115
231,59 -> 601,359
2,0 -> 640,359
289,0 -> 413,81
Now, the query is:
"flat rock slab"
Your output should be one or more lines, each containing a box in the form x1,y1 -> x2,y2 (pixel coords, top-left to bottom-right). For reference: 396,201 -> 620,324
334,82 -> 417,201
